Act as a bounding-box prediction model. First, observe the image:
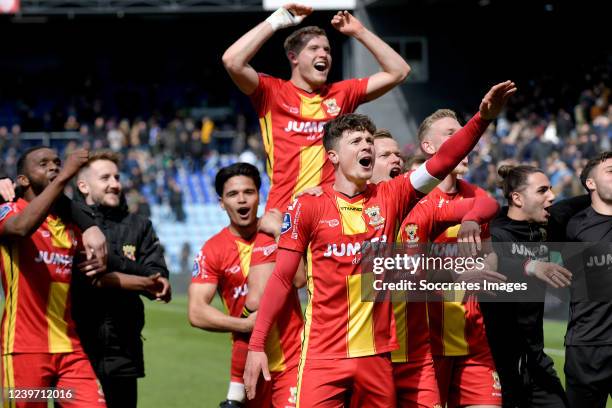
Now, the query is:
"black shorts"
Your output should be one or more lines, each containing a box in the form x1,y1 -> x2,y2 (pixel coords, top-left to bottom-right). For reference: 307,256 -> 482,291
565,345 -> 612,408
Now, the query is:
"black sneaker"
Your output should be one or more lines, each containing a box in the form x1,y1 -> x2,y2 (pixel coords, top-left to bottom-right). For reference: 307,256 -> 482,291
219,400 -> 244,408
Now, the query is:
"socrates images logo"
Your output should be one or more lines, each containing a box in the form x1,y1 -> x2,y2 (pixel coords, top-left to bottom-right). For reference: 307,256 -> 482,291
0,0 -> 20,13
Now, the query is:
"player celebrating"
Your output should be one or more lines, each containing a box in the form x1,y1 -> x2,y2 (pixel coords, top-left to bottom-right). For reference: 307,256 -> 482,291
188,163 -> 302,408
414,108 -> 504,408
370,129 -> 404,184
484,165 -> 571,407
565,151 -> 612,408
222,3 -> 410,212
0,147 -> 106,407
243,79 -> 516,407
395,183 -> 502,407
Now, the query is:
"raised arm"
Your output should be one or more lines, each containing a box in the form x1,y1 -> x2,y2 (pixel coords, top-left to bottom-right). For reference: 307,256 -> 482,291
188,283 -> 256,333
410,81 -> 517,194
331,11 -> 410,102
1,149 -> 88,238
222,3 -> 312,95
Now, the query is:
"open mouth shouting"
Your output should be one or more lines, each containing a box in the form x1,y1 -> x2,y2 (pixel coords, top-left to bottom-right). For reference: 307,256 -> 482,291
314,60 -> 329,72
389,166 -> 402,178
237,206 -> 251,221
358,155 -> 373,171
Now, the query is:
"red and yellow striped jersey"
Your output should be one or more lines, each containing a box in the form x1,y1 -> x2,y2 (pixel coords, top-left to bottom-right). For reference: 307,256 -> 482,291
250,74 -> 368,212
192,227 -> 301,372
279,173 -> 423,360
401,180 -> 491,357
0,199 -> 83,355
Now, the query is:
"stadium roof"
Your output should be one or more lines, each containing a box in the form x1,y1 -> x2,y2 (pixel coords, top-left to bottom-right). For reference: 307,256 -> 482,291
16,0 -> 262,16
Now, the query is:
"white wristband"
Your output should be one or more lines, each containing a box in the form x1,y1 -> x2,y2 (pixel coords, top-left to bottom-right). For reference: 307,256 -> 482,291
265,7 -> 303,31
525,260 -> 537,276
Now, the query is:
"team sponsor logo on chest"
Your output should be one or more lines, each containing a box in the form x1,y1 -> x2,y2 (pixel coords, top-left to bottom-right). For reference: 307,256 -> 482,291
323,235 -> 388,258
34,251 -> 74,276
586,254 -> 612,268
123,244 -> 137,261
283,120 -> 326,134
364,205 -> 385,228
511,243 -> 548,260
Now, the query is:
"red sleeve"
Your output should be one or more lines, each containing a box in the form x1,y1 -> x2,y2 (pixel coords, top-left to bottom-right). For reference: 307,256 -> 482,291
409,113 -> 490,194
278,197 -> 315,254
400,195 -> 499,244
379,172 -> 423,222
462,195 -> 500,225
399,199 -> 434,243
0,202 -> 19,235
250,232 -> 278,267
191,242 -> 221,284
249,73 -> 281,117
248,248 -> 302,352
335,77 -> 369,112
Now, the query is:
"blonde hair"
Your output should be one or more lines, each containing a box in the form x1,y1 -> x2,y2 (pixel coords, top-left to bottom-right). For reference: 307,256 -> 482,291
417,109 -> 458,142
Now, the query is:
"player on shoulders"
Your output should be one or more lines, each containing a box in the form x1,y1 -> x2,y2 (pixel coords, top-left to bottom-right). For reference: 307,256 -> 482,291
223,3 -> 410,213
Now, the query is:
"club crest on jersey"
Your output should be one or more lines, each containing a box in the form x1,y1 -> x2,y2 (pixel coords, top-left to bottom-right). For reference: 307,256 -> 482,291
122,244 -> 137,261
288,386 -> 298,404
405,224 -> 419,243
492,371 -> 502,390
281,213 -> 292,234
539,227 -> 547,241
323,98 -> 341,116
0,204 -> 12,221
365,206 -> 385,228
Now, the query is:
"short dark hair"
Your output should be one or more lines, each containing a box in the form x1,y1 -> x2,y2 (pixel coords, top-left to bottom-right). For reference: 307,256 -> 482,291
580,151 -> 612,191
406,154 -> 427,169
16,146 -> 51,176
497,165 -> 544,205
215,163 -> 261,197
284,26 -> 327,57
323,113 -> 376,151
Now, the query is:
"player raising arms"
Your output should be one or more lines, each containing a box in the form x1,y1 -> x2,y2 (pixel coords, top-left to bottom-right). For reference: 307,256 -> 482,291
244,80 -> 516,407
0,147 -> 106,407
395,169 -> 503,408
412,109 -> 506,408
222,3 -> 410,212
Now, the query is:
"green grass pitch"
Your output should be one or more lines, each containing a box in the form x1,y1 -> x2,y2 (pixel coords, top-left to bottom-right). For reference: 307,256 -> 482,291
140,295 -> 611,407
